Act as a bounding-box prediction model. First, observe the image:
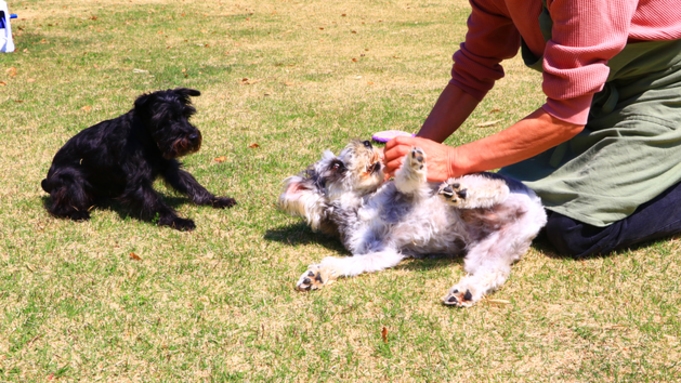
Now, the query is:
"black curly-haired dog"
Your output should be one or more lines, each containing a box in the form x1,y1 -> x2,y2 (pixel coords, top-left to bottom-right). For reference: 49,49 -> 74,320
41,87 -> 236,231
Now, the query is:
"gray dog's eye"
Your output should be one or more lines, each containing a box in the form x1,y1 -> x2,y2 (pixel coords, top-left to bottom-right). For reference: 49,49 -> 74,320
331,159 -> 346,173
362,140 -> 372,149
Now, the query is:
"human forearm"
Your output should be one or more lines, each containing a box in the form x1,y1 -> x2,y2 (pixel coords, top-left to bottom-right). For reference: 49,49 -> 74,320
417,82 -> 480,143
449,108 -> 584,175
384,108 -> 585,182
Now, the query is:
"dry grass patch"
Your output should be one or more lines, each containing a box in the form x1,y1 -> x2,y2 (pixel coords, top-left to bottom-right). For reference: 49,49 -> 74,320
1,0 -> 680,382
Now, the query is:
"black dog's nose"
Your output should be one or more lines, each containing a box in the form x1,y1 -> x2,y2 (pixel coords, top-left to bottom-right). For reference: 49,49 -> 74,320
362,140 -> 372,149
189,133 -> 200,142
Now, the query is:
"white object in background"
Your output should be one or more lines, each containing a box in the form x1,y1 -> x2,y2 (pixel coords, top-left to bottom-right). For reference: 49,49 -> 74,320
0,0 -> 15,53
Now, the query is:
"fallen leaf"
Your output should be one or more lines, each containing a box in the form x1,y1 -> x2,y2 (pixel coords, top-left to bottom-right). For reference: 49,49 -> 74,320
240,78 -> 261,85
129,252 -> 142,261
351,58 -> 358,62
6,67 -> 17,77
0,81 -> 6,86
90,15 -> 98,21
214,156 -> 227,163
81,105 -> 92,112
248,143 -> 260,149
476,119 -> 503,127
381,327 -> 388,343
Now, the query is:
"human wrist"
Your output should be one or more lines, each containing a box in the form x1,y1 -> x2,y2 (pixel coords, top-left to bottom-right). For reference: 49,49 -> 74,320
446,146 -> 460,178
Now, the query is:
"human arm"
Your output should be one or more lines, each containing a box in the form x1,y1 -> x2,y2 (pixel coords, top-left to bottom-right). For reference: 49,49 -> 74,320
383,107 -> 584,182
417,82 -> 480,143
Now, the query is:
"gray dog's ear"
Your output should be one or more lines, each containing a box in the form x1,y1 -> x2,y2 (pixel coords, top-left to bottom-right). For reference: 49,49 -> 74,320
279,174 -> 329,232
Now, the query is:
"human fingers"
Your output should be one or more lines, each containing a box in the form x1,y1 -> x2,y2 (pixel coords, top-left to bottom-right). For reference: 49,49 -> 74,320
383,138 -> 414,176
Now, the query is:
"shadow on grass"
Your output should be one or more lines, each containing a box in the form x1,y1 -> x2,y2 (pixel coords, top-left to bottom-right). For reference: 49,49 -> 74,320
264,222 -> 347,253
40,195 -> 200,227
265,222 -> 464,272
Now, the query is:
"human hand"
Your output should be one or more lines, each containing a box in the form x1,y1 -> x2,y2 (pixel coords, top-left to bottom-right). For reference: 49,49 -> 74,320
383,136 -> 458,182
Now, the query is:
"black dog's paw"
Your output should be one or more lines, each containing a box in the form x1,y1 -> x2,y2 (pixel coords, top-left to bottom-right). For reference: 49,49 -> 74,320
67,210 -> 91,222
211,197 -> 237,209
162,217 -> 196,231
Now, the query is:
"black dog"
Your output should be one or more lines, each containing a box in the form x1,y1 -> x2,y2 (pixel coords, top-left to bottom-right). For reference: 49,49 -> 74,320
41,87 -> 235,231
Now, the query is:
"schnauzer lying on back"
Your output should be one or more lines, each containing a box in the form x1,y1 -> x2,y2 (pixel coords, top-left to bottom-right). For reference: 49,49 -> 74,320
279,140 -> 546,307
41,87 -> 236,231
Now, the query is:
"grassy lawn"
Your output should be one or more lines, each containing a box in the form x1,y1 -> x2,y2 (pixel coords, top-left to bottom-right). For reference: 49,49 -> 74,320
1,0 -> 680,381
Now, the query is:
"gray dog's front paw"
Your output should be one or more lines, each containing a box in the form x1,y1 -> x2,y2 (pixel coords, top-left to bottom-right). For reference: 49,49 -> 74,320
407,147 -> 426,172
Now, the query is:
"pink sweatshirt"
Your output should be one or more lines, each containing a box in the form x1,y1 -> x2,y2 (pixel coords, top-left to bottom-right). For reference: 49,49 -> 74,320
452,0 -> 681,125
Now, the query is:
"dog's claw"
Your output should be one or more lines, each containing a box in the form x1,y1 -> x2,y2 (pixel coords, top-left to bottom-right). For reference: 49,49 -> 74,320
439,182 -> 468,206
211,197 -> 237,209
442,287 -> 475,308
68,210 -> 91,221
296,264 -> 330,291
168,217 -> 196,231
408,147 -> 426,170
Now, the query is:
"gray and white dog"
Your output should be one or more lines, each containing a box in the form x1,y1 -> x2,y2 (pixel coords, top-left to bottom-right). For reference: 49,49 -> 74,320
279,140 -> 546,307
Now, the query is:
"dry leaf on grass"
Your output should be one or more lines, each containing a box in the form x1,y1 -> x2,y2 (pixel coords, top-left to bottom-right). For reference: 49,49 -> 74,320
476,119 -> 503,127
214,156 -> 227,163
240,78 -> 262,85
248,143 -> 260,149
381,326 -> 388,343
129,252 -> 142,261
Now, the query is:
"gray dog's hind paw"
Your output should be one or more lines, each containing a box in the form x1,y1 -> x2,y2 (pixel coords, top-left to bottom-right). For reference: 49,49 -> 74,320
296,265 -> 330,291
438,182 -> 468,207
442,287 -> 476,308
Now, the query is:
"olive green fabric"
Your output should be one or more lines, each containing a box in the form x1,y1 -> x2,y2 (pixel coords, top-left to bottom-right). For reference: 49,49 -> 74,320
502,34 -> 681,226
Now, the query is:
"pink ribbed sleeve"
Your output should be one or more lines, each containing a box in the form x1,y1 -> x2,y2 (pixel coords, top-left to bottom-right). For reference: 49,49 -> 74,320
451,0 -> 681,125
450,0 -> 520,100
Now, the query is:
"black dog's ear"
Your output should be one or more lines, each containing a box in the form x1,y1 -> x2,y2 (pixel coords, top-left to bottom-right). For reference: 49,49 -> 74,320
133,92 -> 155,113
172,88 -> 201,100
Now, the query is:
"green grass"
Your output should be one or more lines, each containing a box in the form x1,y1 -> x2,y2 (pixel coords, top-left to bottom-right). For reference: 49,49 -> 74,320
1,0 -> 680,381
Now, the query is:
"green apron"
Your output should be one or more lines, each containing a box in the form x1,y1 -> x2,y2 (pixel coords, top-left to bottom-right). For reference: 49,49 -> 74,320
499,6 -> 681,227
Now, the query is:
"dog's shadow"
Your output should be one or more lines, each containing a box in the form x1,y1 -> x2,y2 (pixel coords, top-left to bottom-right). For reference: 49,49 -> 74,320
264,223 -> 464,272
264,222 -> 347,253
40,195 -> 194,224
